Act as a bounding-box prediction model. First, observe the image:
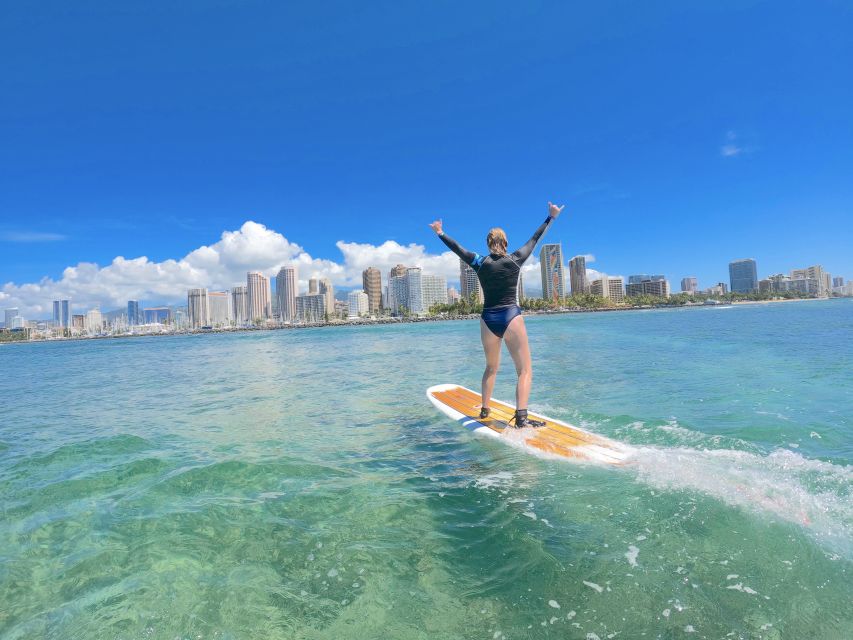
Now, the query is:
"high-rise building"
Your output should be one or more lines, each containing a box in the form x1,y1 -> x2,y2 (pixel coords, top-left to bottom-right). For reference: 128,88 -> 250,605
347,290 -> 369,318
626,276 -> 670,298
681,277 -> 698,294
231,285 -> 248,325
276,266 -> 298,322
405,268 -> 424,314
84,308 -> 103,333
71,314 -> 85,330
143,307 -> 171,324
459,260 -> 483,303
4,308 -> 19,328
833,276 -> 845,288
792,265 -> 830,296
127,300 -> 142,325
539,244 -> 565,302
590,275 -> 625,302
568,256 -> 588,295
447,287 -> 460,303
246,271 -> 271,321
53,299 -> 71,328
308,278 -> 319,295
387,264 -> 409,314
518,273 -> 525,301
208,291 -> 230,326
187,288 -> 210,328
295,293 -> 326,322
362,267 -> 382,315
319,278 -> 335,315
422,274 -> 448,312
729,259 -> 758,293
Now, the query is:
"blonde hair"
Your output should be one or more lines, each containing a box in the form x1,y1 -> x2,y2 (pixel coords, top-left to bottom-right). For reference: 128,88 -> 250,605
486,227 -> 508,255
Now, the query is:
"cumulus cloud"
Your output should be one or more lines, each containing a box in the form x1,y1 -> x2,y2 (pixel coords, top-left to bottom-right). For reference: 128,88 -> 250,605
1,221 -> 469,318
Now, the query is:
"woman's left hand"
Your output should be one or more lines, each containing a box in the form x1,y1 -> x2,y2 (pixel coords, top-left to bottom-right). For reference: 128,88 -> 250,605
548,202 -> 565,219
429,219 -> 443,234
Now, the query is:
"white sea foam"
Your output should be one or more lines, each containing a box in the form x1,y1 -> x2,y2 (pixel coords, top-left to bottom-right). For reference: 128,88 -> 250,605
474,471 -> 514,489
628,445 -> 853,557
625,545 -> 639,567
583,580 -> 604,593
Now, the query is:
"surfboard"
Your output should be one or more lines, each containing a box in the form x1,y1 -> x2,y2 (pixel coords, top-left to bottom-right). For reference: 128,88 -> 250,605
427,383 -> 632,466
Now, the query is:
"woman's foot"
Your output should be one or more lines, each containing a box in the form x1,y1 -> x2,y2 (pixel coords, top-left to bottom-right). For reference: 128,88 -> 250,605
510,409 -> 544,429
479,407 -> 491,419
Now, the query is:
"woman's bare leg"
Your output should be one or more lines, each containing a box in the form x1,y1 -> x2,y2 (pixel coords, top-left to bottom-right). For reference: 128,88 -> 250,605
480,319 -> 502,410
503,315 -> 532,409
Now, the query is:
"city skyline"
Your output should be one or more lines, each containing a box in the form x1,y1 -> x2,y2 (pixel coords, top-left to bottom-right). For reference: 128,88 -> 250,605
3,221 -> 850,323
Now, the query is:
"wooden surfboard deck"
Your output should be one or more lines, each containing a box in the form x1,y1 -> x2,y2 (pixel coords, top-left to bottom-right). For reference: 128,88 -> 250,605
427,384 -> 632,466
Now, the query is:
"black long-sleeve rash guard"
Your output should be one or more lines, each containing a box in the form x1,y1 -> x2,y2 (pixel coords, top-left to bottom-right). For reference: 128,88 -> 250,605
438,216 -> 555,309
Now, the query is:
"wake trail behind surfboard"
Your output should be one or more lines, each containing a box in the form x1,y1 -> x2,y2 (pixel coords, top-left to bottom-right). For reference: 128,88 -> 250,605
626,445 -> 852,559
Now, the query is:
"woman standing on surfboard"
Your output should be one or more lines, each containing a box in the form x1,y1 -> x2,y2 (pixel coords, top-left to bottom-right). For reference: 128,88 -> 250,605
429,202 -> 563,428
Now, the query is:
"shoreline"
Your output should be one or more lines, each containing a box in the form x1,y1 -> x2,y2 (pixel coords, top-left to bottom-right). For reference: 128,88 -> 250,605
1,295 -> 842,347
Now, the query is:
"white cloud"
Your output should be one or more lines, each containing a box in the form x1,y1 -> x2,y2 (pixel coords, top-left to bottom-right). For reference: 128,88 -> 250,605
0,231 -> 66,242
1,221 -> 470,318
720,130 -> 755,157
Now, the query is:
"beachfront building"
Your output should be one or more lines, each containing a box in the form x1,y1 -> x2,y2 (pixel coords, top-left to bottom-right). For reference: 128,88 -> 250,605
459,259 -> 483,303
246,271 -> 271,322
53,299 -> 71,328
84,308 -> 103,333
791,265 -> 831,296
764,273 -> 820,295
127,300 -> 142,326
729,259 -> 758,293
144,307 -> 171,324
387,264 -> 409,315
540,244 -> 565,302
362,267 -> 382,316
405,268 -> 424,315
308,278 -> 319,295
4,308 -> 20,328
833,276 -> 844,288
447,287 -> 460,303
347,290 -> 369,318
276,266 -> 298,323
231,285 -> 248,325
681,277 -> 698,294
517,273 -> 525,301
208,291 -> 230,327
72,314 -> 85,331
704,282 -> 728,296
295,293 -> 326,322
422,274 -> 448,312
626,275 -> 670,298
318,278 -> 335,315
835,282 -> 853,296
590,275 -> 625,302
187,288 -> 210,328
568,255 -> 588,295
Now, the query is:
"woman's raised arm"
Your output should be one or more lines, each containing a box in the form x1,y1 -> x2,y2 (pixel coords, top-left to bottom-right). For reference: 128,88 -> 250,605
430,219 -> 479,266
511,202 -> 564,264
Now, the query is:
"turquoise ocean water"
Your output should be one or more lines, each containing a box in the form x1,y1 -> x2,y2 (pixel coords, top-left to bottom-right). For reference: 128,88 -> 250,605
1,299 -> 851,639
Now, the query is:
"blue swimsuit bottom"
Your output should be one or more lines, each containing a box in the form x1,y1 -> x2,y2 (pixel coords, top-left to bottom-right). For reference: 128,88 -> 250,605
481,304 -> 522,338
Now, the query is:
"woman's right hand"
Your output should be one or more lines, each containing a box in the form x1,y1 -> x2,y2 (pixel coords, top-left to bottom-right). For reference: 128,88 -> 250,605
429,219 -> 443,234
548,202 -> 565,219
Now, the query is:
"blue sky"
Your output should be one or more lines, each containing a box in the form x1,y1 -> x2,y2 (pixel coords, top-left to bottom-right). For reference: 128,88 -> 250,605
1,1 -> 852,313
